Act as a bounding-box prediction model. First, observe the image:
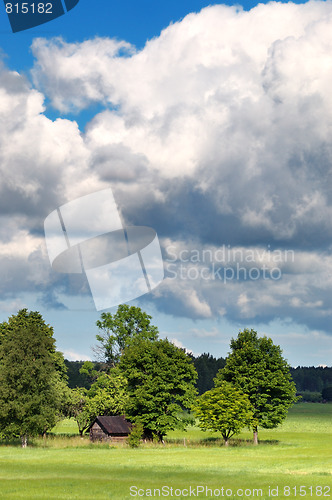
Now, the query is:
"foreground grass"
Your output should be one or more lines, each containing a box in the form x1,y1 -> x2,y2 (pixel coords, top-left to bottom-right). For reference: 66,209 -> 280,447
0,404 -> 331,499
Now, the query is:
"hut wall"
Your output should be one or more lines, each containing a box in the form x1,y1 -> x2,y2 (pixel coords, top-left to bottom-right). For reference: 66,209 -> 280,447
90,422 -> 109,442
109,435 -> 128,443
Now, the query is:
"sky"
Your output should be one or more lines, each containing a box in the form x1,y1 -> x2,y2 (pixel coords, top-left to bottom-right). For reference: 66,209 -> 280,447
0,0 -> 332,367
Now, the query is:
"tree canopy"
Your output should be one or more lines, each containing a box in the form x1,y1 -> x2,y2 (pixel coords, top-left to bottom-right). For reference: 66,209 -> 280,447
0,309 -> 54,340
0,308 -> 67,379
94,304 -> 159,366
194,381 -> 252,446
215,329 -> 298,444
86,369 -> 128,415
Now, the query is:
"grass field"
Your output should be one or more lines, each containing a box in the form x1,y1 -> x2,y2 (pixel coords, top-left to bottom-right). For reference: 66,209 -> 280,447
0,403 -> 331,499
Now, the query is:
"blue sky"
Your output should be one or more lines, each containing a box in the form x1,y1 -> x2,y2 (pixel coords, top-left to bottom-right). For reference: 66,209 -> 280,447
0,0 -> 332,366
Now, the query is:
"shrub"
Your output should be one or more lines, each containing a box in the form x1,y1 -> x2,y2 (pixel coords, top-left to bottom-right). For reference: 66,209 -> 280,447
128,422 -> 144,448
298,391 -> 323,403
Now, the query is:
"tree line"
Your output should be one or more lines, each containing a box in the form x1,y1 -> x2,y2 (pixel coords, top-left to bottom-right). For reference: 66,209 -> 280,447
0,306 -> 330,448
65,352 -> 332,396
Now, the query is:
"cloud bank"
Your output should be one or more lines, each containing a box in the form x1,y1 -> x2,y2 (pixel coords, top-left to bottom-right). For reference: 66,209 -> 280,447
1,1 -> 332,334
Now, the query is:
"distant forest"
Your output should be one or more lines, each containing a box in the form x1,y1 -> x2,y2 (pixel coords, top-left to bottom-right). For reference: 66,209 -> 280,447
65,354 -> 332,398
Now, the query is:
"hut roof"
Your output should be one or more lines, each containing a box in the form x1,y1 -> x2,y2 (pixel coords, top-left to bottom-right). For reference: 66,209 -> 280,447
91,415 -> 132,435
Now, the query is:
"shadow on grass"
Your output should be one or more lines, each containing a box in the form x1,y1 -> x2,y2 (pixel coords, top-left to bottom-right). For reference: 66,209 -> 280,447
0,434 -> 114,449
165,436 -> 280,447
0,434 -> 279,449
0,437 -> 25,447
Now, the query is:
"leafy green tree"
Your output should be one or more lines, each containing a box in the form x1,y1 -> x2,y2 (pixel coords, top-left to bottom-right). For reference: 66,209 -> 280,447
67,387 -> 90,436
79,361 -> 99,383
120,338 -> 197,441
68,369 -> 128,435
84,368 -> 128,420
94,305 -> 159,366
0,322 -> 61,447
194,381 -> 253,446
215,329 -> 298,445
0,309 -> 70,440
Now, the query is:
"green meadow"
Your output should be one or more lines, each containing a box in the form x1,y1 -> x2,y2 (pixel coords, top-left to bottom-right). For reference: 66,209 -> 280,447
0,403 -> 331,500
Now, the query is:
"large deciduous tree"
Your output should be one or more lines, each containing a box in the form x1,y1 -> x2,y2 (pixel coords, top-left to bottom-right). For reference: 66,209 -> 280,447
0,319 -> 61,447
94,305 -> 159,366
120,338 -> 197,441
215,329 -> 298,445
194,381 -> 253,446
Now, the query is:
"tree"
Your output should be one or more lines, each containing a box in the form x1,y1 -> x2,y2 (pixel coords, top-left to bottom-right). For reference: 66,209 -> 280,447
120,338 -> 197,441
79,361 -> 99,384
215,329 -> 298,445
94,305 -> 159,366
84,368 -> 128,420
67,368 -> 128,436
0,322 -> 61,447
194,381 -> 253,446
0,309 -> 69,440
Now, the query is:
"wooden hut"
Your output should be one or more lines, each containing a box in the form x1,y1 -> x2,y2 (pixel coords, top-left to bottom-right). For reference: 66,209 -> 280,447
89,415 -> 132,442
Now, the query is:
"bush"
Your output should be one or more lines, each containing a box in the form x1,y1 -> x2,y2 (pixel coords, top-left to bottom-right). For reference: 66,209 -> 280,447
298,391 -> 323,403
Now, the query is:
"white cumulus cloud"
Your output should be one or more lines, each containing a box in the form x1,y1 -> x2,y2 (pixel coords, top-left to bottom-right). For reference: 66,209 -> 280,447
1,1 -> 332,335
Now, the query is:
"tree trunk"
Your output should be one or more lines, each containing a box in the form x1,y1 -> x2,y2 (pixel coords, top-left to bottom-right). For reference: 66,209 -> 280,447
224,438 -> 229,447
21,435 -> 28,448
253,427 -> 258,445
